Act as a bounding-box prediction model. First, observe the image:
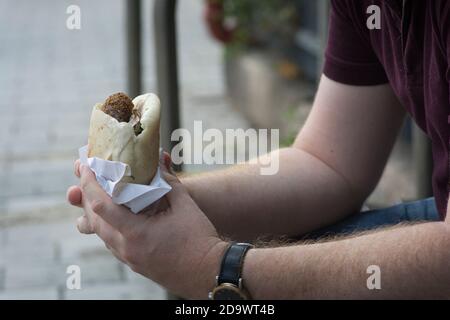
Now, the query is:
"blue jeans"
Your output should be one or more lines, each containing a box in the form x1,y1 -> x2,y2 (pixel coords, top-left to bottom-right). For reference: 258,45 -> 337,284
306,197 -> 440,239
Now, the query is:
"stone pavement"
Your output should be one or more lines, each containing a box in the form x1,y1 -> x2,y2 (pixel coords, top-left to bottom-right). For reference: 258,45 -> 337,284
0,0 -> 249,299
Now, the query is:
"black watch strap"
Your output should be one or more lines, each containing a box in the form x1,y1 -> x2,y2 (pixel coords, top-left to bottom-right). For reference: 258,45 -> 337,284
218,243 -> 253,286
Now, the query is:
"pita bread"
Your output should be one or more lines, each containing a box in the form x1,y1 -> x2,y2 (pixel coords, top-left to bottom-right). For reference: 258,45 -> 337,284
87,93 -> 161,185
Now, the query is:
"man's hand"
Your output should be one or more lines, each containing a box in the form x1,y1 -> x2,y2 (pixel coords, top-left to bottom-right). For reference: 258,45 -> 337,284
66,154 -> 228,299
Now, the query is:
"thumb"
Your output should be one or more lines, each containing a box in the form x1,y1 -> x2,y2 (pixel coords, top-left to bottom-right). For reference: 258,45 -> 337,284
159,152 -> 190,204
159,151 -> 178,184
159,151 -> 174,173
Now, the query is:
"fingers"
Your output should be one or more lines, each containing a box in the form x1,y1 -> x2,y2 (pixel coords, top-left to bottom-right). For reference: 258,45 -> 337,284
159,152 -> 178,184
159,152 -> 193,206
77,215 -> 125,265
77,167 -> 126,250
79,203 -> 124,250
77,215 -> 94,234
79,165 -> 144,233
160,153 -> 181,188
74,159 -> 81,178
161,152 -> 173,173
141,197 -> 169,216
93,215 -> 125,250
161,170 -> 185,197
108,245 -> 126,264
67,186 -> 83,208
68,160 -> 82,207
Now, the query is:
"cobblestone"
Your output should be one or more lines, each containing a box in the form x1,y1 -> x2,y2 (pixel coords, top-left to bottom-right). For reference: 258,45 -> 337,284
0,0 -> 242,300
0,287 -> 59,300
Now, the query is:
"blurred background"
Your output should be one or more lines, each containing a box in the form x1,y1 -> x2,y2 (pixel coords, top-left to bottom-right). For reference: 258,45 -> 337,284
0,0 -> 427,299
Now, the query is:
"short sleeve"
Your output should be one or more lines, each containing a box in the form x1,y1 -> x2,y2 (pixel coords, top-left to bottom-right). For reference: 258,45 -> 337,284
443,3 -> 450,89
323,0 -> 389,86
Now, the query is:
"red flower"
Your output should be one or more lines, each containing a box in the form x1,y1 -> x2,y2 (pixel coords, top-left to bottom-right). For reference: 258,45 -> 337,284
204,0 -> 234,44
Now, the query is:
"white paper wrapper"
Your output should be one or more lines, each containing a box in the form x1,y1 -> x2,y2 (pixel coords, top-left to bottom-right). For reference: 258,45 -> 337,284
79,145 -> 171,213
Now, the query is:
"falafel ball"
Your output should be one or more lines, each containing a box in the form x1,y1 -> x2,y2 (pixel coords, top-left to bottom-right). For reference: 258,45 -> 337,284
101,92 -> 134,123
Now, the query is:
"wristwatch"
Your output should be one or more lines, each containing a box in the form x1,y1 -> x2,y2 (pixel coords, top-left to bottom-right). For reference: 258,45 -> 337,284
208,242 -> 254,300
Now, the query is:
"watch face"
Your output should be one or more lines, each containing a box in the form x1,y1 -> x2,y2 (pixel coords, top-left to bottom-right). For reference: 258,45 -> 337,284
212,284 -> 246,300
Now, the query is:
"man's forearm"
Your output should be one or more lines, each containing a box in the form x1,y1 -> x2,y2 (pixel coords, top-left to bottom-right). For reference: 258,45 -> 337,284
241,221 -> 450,299
182,147 -> 366,241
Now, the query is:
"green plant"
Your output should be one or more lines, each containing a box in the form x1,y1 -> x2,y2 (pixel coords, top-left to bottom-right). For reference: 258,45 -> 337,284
207,0 -> 299,57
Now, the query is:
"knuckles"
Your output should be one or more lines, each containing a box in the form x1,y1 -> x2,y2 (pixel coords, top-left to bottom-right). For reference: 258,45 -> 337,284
90,199 -> 105,215
74,161 -> 81,177
80,175 -> 92,191
161,171 -> 180,185
123,228 -> 142,243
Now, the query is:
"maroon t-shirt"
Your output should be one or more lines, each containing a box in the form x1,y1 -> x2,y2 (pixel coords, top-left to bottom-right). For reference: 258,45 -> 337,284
323,0 -> 450,219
